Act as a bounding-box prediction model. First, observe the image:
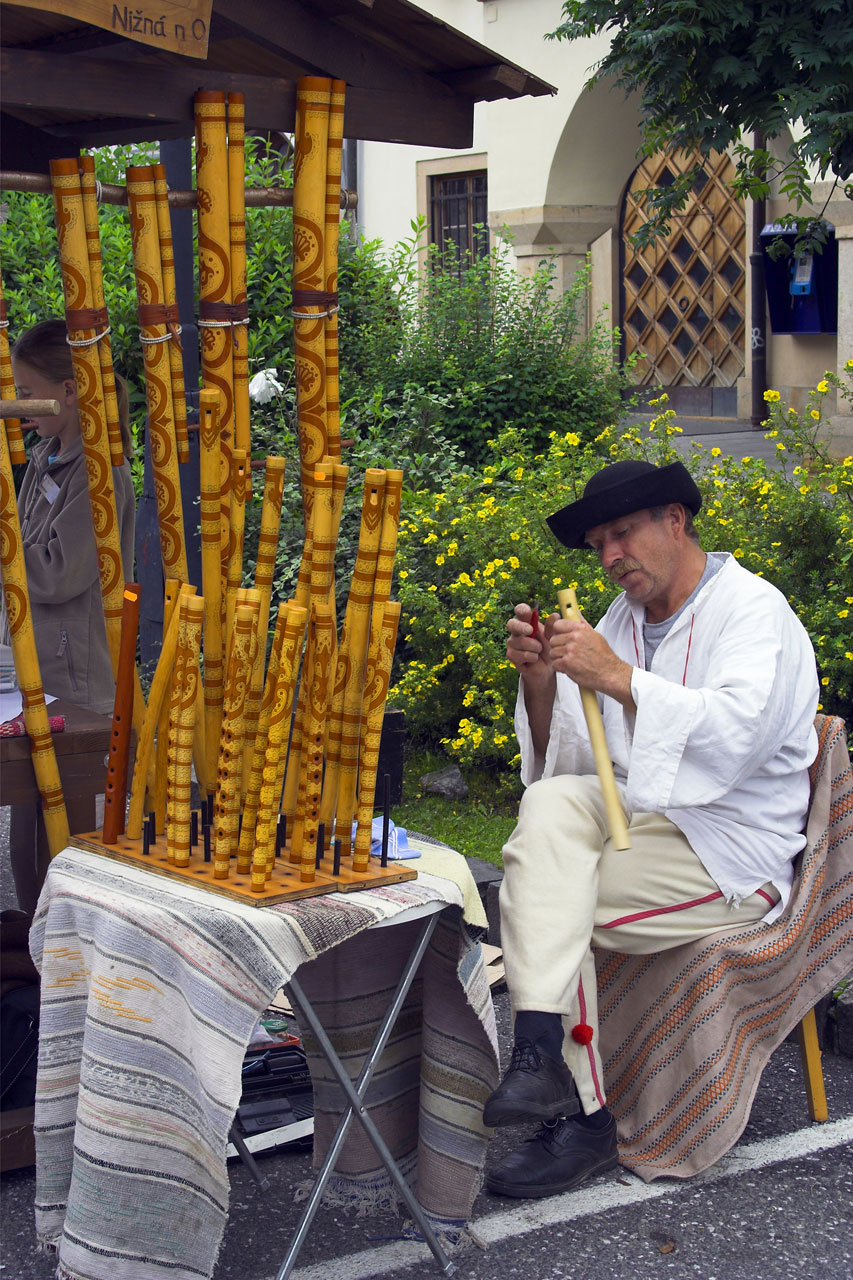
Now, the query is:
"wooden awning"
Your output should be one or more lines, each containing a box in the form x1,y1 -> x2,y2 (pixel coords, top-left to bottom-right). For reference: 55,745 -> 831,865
0,0 -> 555,168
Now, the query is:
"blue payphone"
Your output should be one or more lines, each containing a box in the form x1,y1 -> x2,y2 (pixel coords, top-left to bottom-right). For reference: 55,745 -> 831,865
761,222 -> 837,333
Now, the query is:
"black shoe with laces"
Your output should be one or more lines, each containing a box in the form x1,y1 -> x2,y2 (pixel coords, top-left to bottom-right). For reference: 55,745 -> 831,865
486,1112 -> 618,1198
482,1038 -> 580,1128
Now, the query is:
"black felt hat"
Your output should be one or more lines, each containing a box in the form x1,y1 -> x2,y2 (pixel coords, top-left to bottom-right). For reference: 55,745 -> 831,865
546,459 -> 702,550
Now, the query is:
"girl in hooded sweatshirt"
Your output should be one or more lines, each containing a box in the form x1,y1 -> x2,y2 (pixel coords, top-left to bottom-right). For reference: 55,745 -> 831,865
3,319 -> 136,911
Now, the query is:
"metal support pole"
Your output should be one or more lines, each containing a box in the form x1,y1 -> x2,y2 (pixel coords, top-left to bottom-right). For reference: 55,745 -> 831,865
275,910 -> 457,1279
750,129 -> 768,428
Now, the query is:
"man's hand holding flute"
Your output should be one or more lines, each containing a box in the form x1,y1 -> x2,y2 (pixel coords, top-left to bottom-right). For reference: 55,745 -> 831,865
506,602 -> 635,761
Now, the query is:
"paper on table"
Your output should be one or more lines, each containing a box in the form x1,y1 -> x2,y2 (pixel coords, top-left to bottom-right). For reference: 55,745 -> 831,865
0,690 -> 57,724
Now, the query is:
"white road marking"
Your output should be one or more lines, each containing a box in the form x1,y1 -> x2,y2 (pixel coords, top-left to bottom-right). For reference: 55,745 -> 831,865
283,1117 -> 853,1280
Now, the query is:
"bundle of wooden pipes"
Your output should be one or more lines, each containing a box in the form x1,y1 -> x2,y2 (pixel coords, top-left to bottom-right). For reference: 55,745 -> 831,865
1,76 -> 415,903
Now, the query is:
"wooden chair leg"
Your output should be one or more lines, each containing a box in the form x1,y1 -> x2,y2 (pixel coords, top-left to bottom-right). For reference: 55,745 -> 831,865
796,1006 -> 828,1122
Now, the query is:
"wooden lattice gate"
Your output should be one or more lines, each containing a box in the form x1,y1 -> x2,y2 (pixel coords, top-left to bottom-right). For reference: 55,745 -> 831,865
621,150 -> 746,405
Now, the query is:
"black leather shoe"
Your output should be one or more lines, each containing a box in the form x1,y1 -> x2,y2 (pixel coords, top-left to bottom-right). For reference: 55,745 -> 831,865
482,1039 -> 580,1128
486,1113 -> 618,1198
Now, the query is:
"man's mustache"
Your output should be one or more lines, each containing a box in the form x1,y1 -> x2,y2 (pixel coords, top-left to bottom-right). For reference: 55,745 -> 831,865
609,559 -> 642,582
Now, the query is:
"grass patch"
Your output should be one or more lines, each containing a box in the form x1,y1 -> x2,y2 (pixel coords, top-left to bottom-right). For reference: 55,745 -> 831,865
391,746 -> 521,868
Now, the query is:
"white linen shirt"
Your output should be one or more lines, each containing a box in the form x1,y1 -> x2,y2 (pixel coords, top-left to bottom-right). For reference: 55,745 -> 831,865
515,554 -> 819,921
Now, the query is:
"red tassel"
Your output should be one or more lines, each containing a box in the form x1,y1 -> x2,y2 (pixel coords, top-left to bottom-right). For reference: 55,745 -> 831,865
571,1023 -> 594,1045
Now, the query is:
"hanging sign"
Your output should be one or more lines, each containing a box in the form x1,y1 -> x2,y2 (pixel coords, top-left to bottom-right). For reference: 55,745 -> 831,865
8,0 -> 213,60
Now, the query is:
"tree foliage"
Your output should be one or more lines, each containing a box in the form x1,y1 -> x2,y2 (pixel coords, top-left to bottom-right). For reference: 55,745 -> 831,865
552,0 -> 853,252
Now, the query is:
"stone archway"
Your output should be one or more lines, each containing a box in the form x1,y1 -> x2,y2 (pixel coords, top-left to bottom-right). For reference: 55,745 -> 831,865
491,81 -> 643,308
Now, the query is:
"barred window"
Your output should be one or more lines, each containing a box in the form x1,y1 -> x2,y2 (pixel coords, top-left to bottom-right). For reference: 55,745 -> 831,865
429,171 -> 488,261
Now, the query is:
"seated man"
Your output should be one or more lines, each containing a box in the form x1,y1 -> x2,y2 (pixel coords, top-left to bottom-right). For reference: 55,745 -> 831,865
484,458 -> 819,1198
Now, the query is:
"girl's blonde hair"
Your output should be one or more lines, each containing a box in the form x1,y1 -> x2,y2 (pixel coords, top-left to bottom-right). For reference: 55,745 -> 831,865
12,318 -> 135,458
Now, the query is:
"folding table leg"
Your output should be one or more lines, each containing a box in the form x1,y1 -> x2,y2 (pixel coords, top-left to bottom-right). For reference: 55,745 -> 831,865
275,910 -> 457,1279
228,1123 -> 271,1191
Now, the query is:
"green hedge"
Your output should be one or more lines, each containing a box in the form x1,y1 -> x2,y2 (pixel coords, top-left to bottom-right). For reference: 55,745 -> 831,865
390,371 -> 853,769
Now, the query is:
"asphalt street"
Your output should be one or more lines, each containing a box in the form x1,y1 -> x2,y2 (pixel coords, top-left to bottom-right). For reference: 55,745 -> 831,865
2,981 -> 851,1280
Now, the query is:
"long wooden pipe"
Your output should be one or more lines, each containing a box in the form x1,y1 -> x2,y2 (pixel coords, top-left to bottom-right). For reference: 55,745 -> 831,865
102,584 -> 140,844
557,588 -> 630,851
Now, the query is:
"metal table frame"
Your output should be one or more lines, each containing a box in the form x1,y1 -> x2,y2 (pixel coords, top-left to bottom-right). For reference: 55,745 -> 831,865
274,900 -> 457,1279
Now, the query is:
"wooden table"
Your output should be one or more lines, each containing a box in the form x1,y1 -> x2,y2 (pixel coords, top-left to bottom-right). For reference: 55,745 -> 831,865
0,698 -> 116,834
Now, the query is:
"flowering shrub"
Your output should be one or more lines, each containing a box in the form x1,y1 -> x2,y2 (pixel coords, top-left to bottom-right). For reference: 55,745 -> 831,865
390,368 -> 853,769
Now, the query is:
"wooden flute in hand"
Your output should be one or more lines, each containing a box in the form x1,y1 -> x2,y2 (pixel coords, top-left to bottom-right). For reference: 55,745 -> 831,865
557,588 -> 631,851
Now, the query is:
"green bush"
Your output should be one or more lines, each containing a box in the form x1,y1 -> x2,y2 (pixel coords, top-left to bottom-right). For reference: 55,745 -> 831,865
390,371 -> 853,769
343,231 -> 632,465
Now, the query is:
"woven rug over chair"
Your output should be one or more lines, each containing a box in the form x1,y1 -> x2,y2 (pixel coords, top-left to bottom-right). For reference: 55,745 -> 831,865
596,713 -> 853,1181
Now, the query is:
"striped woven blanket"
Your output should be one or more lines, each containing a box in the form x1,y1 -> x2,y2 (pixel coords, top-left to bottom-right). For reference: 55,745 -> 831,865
597,713 -> 853,1181
29,839 -> 498,1280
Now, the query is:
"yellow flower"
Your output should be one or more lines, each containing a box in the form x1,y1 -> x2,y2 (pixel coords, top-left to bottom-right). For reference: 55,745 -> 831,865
839,610 -> 849,619
846,652 -> 853,661
462,617 -> 473,628
449,629 -> 459,638
711,447 -> 722,457
435,554 -> 445,565
763,389 -> 781,402
776,442 -> 786,451
821,676 -> 829,686
811,409 -> 820,421
565,432 -> 581,447
817,380 -> 829,394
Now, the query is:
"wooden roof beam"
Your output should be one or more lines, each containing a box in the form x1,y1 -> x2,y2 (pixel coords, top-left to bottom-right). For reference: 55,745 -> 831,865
214,0 -> 456,97
441,63 -> 530,99
0,48 -> 474,152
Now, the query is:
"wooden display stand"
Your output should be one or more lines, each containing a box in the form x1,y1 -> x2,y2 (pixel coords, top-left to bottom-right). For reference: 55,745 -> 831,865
70,825 -> 417,906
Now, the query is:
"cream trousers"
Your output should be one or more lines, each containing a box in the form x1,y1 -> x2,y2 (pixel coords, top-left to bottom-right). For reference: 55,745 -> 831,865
499,774 -> 778,1115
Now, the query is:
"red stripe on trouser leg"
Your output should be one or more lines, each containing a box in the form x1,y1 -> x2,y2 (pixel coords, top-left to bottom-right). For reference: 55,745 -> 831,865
577,974 -> 606,1107
599,890 -> 724,930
